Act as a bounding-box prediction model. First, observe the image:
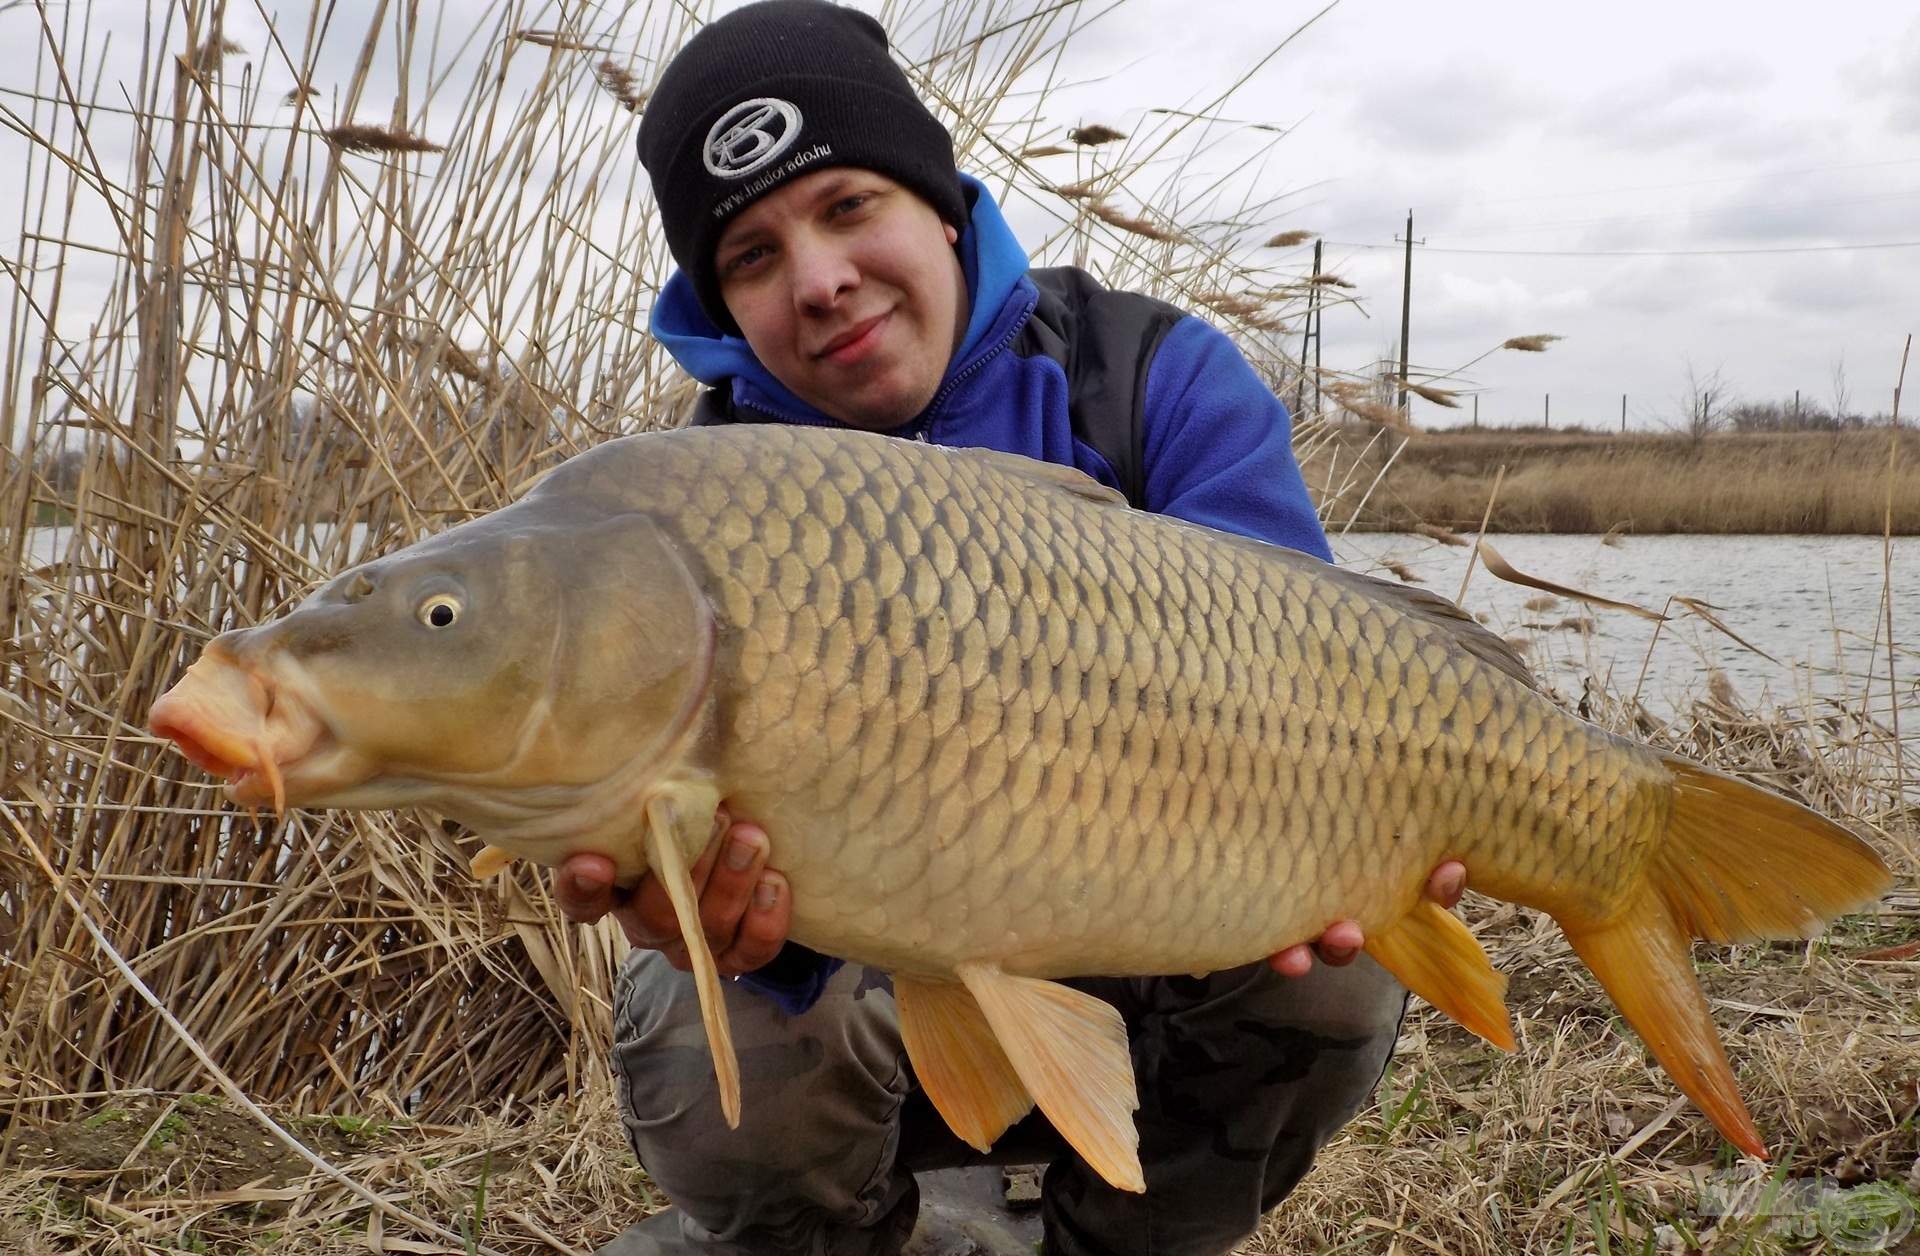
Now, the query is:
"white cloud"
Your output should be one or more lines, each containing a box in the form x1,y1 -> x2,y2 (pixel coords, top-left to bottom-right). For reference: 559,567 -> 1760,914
1858,17 -> 1920,132
1346,65 -> 1541,154
1433,272 -> 1590,316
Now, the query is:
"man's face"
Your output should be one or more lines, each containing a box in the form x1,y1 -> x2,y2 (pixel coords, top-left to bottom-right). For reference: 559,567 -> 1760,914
714,168 -> 969,431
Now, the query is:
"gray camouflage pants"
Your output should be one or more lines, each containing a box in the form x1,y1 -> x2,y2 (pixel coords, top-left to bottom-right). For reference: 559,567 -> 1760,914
609,949 -> 1406,1255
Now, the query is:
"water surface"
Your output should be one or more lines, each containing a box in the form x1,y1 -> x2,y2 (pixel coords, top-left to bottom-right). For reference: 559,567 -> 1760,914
1334,532 -> 1914,718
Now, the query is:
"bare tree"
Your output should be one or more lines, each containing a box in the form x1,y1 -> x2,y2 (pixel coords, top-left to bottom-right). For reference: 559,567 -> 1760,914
1829,354 -> 1854,427
1676,361 -> 1731,442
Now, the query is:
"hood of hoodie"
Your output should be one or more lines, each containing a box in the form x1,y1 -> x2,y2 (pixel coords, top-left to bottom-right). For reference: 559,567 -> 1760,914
648,174 -> 1033,430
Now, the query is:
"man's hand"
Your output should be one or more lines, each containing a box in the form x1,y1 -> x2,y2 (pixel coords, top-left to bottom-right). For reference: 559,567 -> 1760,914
554,810 -> 792,978
1267,861 -> 1467,978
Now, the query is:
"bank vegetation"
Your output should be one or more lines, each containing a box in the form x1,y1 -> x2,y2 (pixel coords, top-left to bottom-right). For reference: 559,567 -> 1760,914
1318,428 -> 1917,535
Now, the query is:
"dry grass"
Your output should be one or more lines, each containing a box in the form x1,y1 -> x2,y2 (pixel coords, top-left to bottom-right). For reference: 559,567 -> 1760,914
3,1 -> 1913,1253
1343,430 -> 1920,534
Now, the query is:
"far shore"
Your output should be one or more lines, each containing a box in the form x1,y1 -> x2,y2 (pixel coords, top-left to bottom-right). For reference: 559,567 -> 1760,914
1307,427 -> 1917,536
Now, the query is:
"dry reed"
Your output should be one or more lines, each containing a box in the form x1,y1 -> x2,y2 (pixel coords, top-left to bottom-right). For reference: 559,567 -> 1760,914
0,0 -> 1352,1248
1405,381 -> 1464,408
323,122 -> 445,154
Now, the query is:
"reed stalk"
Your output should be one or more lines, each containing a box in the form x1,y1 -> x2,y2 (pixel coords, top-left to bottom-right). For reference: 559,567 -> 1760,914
1,0 -> 1330,1126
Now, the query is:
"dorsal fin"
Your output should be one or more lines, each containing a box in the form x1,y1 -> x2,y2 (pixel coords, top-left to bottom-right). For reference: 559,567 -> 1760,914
1332,567 -> 1539,690
1197,530 -> 1541,692
957,448 -> 1130,507
955,444 -> 1529,686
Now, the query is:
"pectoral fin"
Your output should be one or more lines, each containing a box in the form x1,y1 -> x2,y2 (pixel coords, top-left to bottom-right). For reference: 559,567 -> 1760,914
1364,899 -> 1516,1051
956,963 -> 1143,1193
469,844 -> 515,879
895,975 -> 1033,1152
644,785 -> 739,1128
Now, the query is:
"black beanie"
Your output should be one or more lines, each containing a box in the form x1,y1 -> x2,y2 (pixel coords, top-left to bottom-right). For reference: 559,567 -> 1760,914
636,0 -> 968,332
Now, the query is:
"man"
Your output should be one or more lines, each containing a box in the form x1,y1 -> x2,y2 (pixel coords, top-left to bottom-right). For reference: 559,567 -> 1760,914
559,3 -> 1466,1252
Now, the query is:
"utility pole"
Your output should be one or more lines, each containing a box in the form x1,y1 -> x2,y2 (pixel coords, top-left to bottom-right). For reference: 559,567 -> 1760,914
1544,393 -> 1550,430
1294,240 -> 1324,421
1621,394 -> 1627,433
1312,240 -> 1323,422
1473,395 -> 1479,429
1397,210 -> 1413,415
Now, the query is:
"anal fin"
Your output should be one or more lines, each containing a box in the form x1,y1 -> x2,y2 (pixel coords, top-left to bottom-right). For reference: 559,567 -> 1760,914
1364,899 -> 1516,1051
896,976 -> 1034,1152
956,963 -> 1143,1193
644,784 -> 739,1128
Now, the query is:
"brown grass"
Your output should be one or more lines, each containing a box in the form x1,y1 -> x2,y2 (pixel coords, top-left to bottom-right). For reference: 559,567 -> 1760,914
324,122 -> 445,154
1088,199 -> 1182,242
594,59 -> 649,113
1337,429 -> 1920,534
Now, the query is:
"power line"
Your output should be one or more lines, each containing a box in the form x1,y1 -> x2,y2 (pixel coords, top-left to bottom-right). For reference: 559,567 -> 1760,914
1321,238 -> 1920,259
1437,156 -> 1920,210
1437,186 -> 1920,240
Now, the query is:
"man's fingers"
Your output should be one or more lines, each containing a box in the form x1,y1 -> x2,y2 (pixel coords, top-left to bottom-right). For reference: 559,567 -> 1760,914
689,808 -> 730,898
554,853 -> 619,925
1270,866 -> 1467,979
698,823 -> 770,953
628,810 -> 731,946
1428,860 -> 1467,909
627,870 -> 683,947
718,872 -> 792,977
658,938 -> 692,973
1313,918 -> 1365,965
1267,944 -> 1314,978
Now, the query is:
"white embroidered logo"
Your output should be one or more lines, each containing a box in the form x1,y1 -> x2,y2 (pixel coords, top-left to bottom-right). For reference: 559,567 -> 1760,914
704,98 -> 803,179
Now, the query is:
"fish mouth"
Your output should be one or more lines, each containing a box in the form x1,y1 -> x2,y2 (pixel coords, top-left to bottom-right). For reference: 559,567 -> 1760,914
149,649 -> 335,813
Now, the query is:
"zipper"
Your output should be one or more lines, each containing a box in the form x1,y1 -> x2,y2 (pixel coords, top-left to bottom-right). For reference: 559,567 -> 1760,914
906,287 -> 1038,442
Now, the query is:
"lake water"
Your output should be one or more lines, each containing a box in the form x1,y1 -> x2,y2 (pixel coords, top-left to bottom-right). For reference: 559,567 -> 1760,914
25,528 -> 1915,720
1333,532 -> 1915,718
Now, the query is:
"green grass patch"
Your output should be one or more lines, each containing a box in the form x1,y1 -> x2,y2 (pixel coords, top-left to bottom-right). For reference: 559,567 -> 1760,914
149,1111 -> 189,1149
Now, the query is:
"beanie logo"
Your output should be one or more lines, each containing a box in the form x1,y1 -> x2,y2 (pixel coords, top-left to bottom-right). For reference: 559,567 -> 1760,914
704,98 -> 803,179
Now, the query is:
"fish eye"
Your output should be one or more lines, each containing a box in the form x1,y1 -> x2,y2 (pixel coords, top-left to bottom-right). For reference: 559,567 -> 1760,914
418,594 -> 462,629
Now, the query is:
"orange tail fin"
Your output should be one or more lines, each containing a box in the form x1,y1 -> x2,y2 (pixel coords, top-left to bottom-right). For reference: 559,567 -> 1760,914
1558,758 -> 1891,1159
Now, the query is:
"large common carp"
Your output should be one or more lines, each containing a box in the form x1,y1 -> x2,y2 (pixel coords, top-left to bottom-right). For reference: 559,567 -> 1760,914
150,425 -> 1890,1191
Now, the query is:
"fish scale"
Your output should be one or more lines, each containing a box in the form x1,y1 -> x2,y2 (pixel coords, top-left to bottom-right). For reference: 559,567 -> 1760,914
632,429 -> 1633,977
148,423 -> 1893,1192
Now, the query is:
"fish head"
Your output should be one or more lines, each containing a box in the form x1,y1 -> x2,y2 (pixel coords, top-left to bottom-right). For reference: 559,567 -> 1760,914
149,505 -> 715,836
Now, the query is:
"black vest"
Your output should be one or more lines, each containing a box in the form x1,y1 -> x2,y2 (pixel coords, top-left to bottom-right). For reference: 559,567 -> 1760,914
689,266 -> 1185,509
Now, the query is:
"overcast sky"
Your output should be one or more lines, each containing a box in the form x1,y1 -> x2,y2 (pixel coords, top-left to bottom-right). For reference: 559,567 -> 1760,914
1016,0 -> 1920,429
7,1 -> 1916,433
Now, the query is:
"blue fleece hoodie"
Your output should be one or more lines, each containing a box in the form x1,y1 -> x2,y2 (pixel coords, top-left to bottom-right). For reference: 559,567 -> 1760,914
650,175 -> 1333,1014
